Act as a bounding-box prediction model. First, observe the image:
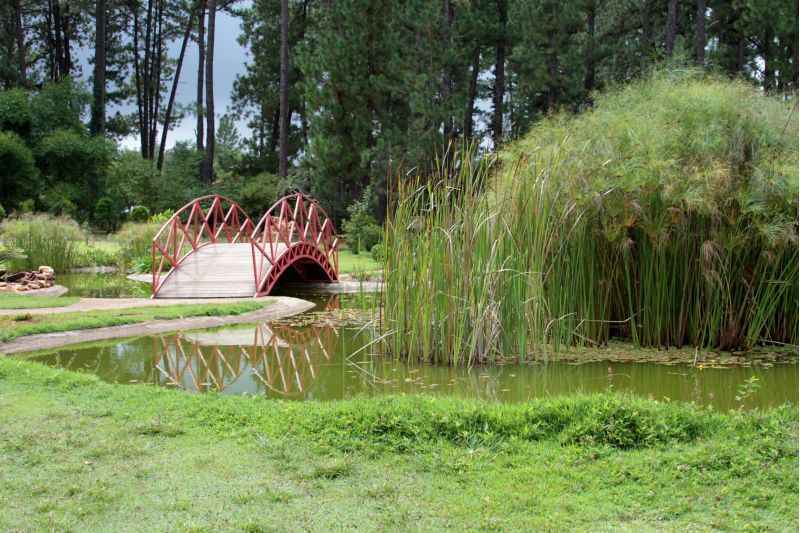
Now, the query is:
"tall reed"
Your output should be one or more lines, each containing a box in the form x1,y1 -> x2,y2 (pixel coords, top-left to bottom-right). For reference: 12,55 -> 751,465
0,213 -> 85,273
382,70 -> 798,365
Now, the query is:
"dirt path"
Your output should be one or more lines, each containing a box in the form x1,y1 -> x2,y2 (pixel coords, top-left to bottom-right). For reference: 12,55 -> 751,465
0,296 -> 315,355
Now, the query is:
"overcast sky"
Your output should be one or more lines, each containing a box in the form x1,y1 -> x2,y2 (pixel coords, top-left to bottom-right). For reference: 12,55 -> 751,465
77,7 -> 251,151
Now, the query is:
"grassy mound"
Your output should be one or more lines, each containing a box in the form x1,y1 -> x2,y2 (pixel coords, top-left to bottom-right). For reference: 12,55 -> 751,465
384,70 -> 798,363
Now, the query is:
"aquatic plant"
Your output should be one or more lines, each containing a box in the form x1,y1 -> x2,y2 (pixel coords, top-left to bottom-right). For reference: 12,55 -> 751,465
0,213 -> 85,273
382,70 -> 798,365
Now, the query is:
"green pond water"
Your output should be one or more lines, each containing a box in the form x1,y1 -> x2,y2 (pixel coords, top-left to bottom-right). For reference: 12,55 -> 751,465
59,272 -> 150,298
23,293 -> 798,410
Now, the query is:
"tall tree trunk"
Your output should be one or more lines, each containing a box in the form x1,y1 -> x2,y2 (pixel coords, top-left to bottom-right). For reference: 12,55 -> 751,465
91,0 -> 107,135
762,28 -> 774,92
14,0 -> 26,85
492,0 -> 506,146
204,0 -> 217,183
694,0 -> 705,65
464,46 -> 480,140
132,5 -> 146,157
547,31 -> 558,112
584,0 -> 596,94
142,0 -> 154,158
664,0 -> 678,56
52,0 -> 64,80
441,0 -> 454,142
158,6 -> 196,171
196,0 -> 206,152
149,0 -> 163,159
278,0 -> 289,178
62,4 -> 72,76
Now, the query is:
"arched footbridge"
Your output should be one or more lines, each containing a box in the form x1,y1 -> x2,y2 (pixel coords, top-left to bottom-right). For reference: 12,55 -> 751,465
151,193 -> 338,298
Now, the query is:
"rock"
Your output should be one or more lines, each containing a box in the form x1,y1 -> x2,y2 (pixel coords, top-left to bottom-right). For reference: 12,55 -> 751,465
38,266 -> 55,275
15,285 -> 28,291
27,282 -> 41,290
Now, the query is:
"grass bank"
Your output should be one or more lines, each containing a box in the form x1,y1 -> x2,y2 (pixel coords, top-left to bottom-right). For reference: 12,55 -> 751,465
0,301 -> 271,342
0,294 -> 79,310
384,70 -> 798,364
0,359 -> 796,530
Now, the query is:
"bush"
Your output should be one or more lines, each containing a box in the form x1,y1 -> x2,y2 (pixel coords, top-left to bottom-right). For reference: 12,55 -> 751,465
93,196 -> 124,233
113,221 -> 160,273
0,131 -> 38,210
129,205 -> 150,223
343,196 -> 382,254
0,88 -> 32,138
105,151 -> 158,210
0,213 -> 85,273
371,243 -> 385,263
36,130 -> 114,221
0,205 -> 5,221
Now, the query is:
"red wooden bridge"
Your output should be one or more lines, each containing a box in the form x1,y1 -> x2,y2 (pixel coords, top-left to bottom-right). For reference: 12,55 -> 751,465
151,193 -> 338,298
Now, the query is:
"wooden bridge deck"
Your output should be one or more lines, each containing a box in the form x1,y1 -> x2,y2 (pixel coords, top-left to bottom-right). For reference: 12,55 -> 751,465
155,243 -> 285,298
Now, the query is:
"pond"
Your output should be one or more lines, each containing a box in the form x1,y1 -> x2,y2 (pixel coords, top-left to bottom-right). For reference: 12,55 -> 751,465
21,293 -> 798,411
59,272 -> 150,298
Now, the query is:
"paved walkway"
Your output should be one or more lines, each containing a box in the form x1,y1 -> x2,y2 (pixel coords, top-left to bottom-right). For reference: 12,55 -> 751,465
0,296 -> 315,355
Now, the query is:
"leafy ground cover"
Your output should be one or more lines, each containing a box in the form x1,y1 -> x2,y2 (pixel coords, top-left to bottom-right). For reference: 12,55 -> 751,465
0,358 -> 796,531
0,301 -> 272,342
0,294 -> 79,310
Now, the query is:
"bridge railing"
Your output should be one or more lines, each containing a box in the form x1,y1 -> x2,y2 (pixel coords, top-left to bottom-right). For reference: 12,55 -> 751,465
151,195 -> 255,296
250,192 -> 339,292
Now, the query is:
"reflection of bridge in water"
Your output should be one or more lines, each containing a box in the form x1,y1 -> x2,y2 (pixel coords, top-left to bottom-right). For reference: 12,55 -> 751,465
151,295 -> 342,396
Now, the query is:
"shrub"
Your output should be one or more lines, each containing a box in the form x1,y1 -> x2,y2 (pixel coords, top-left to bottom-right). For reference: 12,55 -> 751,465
0,131 -> 38,210
36,130 -> 114,221
93,196 -> 124,233
0,88 -> 32,138
0,205 -> 5,221
0,213 -> 85,273
343,196 -> 382,254
371,243 -> 385,263
113,221 -> 160,273
129,205 -> 150,223
105,151 -> 158,210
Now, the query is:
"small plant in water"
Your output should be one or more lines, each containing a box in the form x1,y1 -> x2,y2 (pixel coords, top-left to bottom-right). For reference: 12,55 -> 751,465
735,375 -> 761,408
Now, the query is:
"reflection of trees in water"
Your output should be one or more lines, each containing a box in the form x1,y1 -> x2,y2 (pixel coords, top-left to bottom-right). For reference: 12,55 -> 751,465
151,321 -> 339,396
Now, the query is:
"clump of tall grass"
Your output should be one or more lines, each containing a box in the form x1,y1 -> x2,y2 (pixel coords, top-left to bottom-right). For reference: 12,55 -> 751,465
113,221 -> 161,273
0,213 -> 85,273
383,70 -> 798,365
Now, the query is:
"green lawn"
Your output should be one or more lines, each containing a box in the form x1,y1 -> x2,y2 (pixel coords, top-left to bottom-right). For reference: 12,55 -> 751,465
0,294 -> 80,310
0,301 -> 272,342
338,248 -> 380,274
0,358 -> 795,531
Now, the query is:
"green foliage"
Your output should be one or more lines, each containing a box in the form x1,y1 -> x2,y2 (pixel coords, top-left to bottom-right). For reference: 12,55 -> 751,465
112,222 -> 160,273
28,78 -> 89,140
233,172 -> 282,220
384,72 -> 798,364
0,88 -> 32,138
93,197 -> 123,233
342,196 -> 382,254
105,151 -> 158,211
36,130 -> 114,221
148,209 -> 174,224
129,205 -> 150,223
370,243 -> 385,263
0,213 -> 85,273
151,142 -> 205,213
0,243 -> 26,271
0,131 -> 38,211
0,205 -> 5,221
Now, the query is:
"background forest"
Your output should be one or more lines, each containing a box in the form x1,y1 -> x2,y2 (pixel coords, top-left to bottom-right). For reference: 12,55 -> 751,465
0,0 -> 797,227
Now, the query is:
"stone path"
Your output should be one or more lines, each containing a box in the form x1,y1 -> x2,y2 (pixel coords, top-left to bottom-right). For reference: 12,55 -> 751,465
0,296 -> 271,316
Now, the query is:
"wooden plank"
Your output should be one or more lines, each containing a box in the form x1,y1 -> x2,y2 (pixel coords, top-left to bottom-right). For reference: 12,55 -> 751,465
156,243 -> 257,298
